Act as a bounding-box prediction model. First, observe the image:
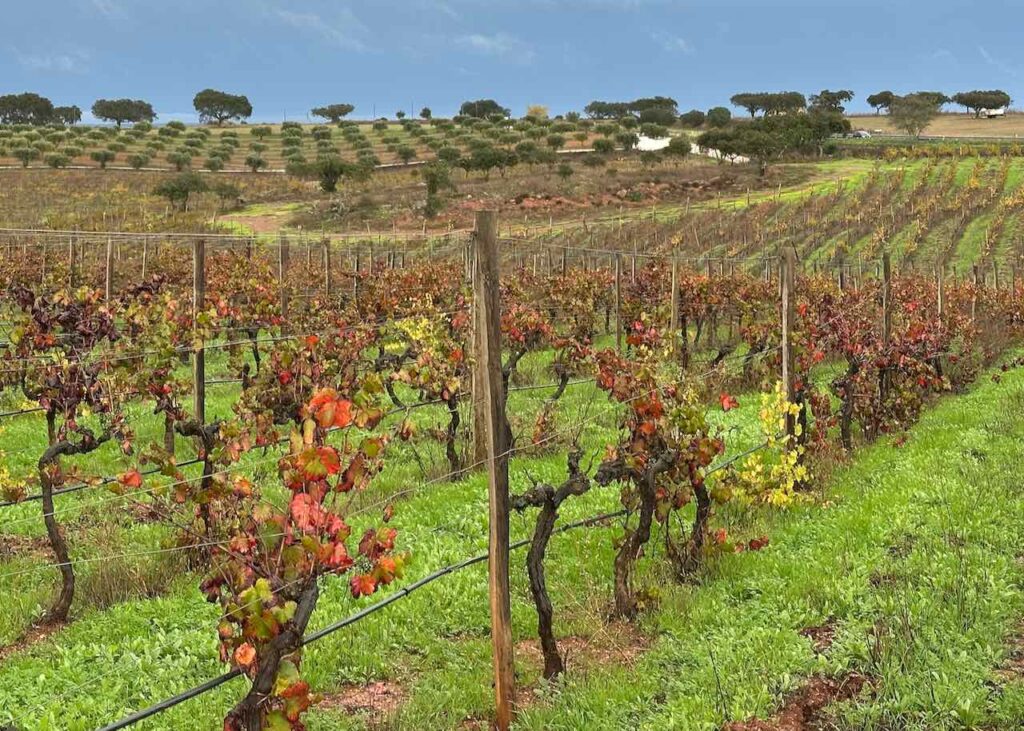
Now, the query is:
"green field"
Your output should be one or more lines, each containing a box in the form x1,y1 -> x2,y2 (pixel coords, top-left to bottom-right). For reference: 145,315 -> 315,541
2,343 -> 1024,729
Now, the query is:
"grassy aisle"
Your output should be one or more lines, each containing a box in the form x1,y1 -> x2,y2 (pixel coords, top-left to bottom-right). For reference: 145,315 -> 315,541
504,361 -> 1024,731
2,360 -> 1024,729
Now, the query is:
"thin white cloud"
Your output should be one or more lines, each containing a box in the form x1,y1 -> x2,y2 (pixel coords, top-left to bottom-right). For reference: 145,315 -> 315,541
273,8 -> 369,51
979,45 -> 1018,78
457,32 -> 535,63
86,0 -> 132,20
89,0 -> 121,16
455,0 -> 664,6
14,49 -> 89,73
652,32 -> 692,53
416,0 -> 461,19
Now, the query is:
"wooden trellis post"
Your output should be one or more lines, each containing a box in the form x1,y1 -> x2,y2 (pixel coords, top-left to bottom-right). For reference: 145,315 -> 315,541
279,235 -> 291,330
193,239 -> 207,424
614,254 -> 623,351
67,236 -> 75,289
972,264 -> 981,320
669,255 -> 680,363
781,246 -> 797,439
880,253 -> 892,404
322,238 -> 332,299
471,210 -> 515,731
882,253 -> 892,344
105,237 -> 115,301
353,248 -> 361,305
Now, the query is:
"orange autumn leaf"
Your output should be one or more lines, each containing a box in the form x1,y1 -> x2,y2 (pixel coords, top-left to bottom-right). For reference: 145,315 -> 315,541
350,573 -> 377,598
234,642 -> 256,667
118,470 -> 143,489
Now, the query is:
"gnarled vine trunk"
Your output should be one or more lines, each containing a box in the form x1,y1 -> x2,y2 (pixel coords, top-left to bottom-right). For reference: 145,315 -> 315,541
501,348 -> 526,393
836,358 -> 860,451
176,420 -> 221,549
667,484 -> 712,579
512,452 -> 590,679
37,434 -> 109,624
164,411 -> 176,456
525,494 -> 563,678
549,362 -> 570,402
39,465 -> 74,624
612,486 -> 656,619
225,581 -> 320,731
599,450 -> 678,619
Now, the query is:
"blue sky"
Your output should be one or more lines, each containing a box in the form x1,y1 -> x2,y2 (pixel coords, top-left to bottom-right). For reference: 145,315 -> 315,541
4,1 -> 1022,122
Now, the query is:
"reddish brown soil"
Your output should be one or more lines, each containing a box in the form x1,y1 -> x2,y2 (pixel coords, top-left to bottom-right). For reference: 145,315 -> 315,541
722,673 -> 869,731
318,680 -> 407,724
458,621 -> 652,727
799,620 -> 837,654
515,620 -> 650,674
219,213 -> 284,234
995,619 -> 1024,682
0,621 -> 65,663
451,176 -> 737,220
0,534 -> 53,561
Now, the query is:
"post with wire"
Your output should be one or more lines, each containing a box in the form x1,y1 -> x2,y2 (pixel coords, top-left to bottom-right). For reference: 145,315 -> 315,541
472,209 -> 516,730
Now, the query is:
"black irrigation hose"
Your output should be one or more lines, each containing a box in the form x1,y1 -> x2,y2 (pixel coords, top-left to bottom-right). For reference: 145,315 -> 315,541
95,508 -> 629,731
94,669 -> 243,731
91,442 -> 771,730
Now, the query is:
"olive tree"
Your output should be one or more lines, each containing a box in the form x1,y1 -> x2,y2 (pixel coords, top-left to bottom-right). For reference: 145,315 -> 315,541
311,104 -> 355,123
153,172 -> 208,211
194,89 -> 252,125
90,149 -> 116,169
706,107 -> 732,128
890,93 -> 944,138
91,99 -> 156,128
952,90 -> 1012,117
866,91 -> 895,114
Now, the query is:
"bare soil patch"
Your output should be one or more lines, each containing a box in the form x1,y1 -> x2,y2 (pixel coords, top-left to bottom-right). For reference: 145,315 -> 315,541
798,619 -> 837,655
515,620 -> 650,674
0,534 -> 53,561
318,680 -> 407,725
722,673 -> 870,731
994,619 -> 1024,683
0,621 -> 65,664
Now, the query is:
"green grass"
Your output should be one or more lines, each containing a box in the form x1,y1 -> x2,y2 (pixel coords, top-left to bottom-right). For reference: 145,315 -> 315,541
954,212 -> 996,272
1,349 -> 1024,729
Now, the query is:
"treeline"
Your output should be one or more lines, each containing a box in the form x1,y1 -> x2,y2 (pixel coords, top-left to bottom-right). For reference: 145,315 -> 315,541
0,89 -> 255,127
866,90 -> 1012,117
1,86 -> 1014,131
0,93 -> 82,126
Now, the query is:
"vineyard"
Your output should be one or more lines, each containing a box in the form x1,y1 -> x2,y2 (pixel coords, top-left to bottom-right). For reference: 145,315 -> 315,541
0,119 -> 607,173
0,190 -> 1023,731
